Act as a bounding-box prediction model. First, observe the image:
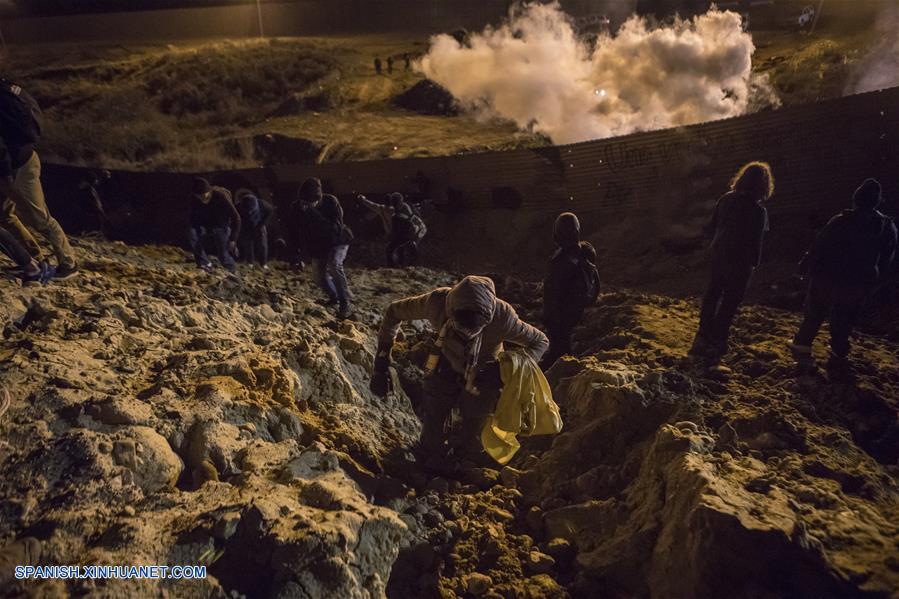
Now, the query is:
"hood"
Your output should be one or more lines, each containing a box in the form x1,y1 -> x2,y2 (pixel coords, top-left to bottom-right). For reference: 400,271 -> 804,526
853,178 -> 882,210
234,188 -> 257,204
298,177 -> 323,204
446,275 -> 497,320
554,212 -> 580,248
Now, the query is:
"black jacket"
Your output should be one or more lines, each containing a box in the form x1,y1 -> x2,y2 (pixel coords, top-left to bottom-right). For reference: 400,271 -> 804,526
0,81 -> 38,177
543,245 -> 599,329
708,191 -> 769,269
190,186 -> 241,242
296,195 -> 353,259
801,208 -> 897,286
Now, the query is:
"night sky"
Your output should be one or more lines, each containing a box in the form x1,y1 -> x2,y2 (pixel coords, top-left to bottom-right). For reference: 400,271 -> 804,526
1,0 -> 259,17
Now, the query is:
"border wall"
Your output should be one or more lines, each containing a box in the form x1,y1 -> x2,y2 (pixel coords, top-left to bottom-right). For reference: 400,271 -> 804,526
1,0 -> 638,44
42,86 -> 899,293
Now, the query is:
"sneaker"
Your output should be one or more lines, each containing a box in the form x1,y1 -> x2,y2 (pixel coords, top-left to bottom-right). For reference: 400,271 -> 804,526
198,261 -> 214,273
261,264 -> 270,271
25,261 -> 56,285
53,263 -> 78,280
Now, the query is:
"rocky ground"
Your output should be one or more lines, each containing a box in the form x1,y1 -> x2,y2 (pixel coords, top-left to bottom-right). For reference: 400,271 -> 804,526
1,238 -> 897,598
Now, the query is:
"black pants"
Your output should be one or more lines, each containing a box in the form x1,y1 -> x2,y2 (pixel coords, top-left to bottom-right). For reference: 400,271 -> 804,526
188,226 -> 236,272
542,323 -> 573,369
794,277 -> 868,358
238,225 -> 268,266
0,226 -> 32,268
698,261 -> 753,350
419,359 -> 500,459
386,239 -> 419,267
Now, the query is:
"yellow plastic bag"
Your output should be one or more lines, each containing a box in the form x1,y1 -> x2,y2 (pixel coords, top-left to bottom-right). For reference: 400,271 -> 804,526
481,351 -> 563,465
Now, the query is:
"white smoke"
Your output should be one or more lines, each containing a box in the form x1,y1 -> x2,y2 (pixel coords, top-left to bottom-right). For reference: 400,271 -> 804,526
419,2 -> 774,144
849,5 -> 899,94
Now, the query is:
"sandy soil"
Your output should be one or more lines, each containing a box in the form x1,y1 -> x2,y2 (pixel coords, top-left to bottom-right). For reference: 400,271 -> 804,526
1,238 -> 897,598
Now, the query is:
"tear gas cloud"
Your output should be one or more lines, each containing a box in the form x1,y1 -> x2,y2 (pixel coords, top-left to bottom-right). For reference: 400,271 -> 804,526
419,3 -> 776,144
849,5 -> 899,94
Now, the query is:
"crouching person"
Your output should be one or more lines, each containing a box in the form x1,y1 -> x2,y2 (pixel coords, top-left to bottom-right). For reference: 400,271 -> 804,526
187,178 -> 241,274
234,188 -> 273,269
369,275 -> 548,466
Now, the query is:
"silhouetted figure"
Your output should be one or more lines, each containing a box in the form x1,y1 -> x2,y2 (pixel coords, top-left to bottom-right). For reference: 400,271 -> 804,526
295,178 -> 354,318
73,169 -> 111,236
0,225 -> 54,284
542,213 -> 600,368
0,76 -> 78,279
691,162 -> 774,361
791,179 -> 897,364
234,188 -> 273,269
187,177 -> 241,274
374,57 -> 382,75
356,191 -> 401,238
370,276 -> 548,464
404,53 -> 412,71
386,56 -> 394,75
387,199 -> 427,267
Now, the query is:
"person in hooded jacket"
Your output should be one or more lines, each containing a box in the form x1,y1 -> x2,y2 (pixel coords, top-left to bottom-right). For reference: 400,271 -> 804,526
790,178 -> 897,364
234,188 -> 273,269
387,200 -> 422,267
691,162 -> 774,360
314,193 -> 354,319
370,275 -> 548,463
542,212 -> 600,368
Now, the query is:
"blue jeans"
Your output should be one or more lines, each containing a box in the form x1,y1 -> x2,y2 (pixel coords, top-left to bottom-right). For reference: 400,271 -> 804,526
314,245 -> 350,307
188,226 -> 235,272
238,225 -> 268,266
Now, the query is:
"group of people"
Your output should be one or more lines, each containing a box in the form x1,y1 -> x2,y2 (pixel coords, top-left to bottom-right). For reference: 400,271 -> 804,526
691,162 -> 897,367
367,162 -> 896,466
373,53 -> 412,75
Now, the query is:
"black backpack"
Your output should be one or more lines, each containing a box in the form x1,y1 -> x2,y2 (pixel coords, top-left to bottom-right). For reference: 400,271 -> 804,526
0,79 -> 42,145
575,257 -> 601,307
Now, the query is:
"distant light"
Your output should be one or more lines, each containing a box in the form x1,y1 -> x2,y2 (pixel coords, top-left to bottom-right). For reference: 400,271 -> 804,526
393,146 -> 398,151
595,89 -> 607,97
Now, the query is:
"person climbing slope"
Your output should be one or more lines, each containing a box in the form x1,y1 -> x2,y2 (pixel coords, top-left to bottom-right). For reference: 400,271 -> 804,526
691,161 -> 774,361
369,275 -> 548,464
542,212 -> 600,368
790,178 -> 897,366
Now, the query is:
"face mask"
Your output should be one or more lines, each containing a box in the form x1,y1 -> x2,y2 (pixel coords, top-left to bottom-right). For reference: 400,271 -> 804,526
452,321 -> 483,340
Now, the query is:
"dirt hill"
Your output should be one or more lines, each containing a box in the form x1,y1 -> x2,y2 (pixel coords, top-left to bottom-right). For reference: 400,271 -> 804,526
1,239 -> 896,597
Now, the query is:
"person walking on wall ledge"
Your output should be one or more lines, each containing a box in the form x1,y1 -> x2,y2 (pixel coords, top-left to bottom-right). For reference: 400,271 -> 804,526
0,76 -> 78,279
790,178 -> 897,367
691,161 -> 774,362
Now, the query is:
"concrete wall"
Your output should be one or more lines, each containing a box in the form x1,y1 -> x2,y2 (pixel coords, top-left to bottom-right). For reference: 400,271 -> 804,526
2,0 -> 638,44
41,86 -> 899,294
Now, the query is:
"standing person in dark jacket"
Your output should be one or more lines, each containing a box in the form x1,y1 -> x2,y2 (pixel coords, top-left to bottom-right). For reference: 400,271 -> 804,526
388,200 -> 426,267
72,170 -> 111,236
234,188 -> 273,269
790,178 -> 897,364
542,212 -> 600,368
0,77 -> 78,279
691,161 -> 774,360
187,177 -> 241,274
315,193 -> 354,319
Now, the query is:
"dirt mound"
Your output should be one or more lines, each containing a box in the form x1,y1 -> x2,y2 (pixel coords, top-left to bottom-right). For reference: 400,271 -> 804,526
394,80 -> 460,116
2,239 -> 897,597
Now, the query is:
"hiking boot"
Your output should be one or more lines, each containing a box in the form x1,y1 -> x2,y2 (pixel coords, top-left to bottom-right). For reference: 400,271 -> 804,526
54,263 -> 79,280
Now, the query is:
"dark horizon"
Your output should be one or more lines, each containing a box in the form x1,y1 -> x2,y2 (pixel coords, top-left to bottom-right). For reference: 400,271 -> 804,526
0,0 -> 263,18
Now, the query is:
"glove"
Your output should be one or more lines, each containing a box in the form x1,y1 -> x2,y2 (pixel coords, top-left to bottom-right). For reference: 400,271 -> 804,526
369,352 -> 391,397
479,361 -> 502,389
